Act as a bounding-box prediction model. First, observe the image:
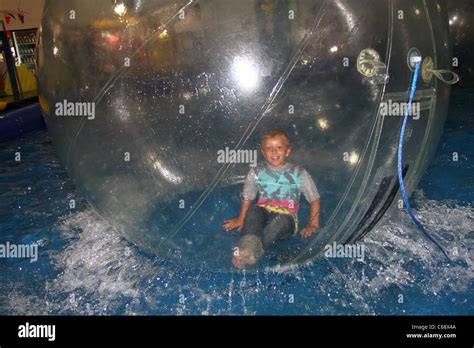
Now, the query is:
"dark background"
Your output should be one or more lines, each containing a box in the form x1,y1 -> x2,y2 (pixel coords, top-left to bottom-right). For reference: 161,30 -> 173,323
447,0 -> 474,88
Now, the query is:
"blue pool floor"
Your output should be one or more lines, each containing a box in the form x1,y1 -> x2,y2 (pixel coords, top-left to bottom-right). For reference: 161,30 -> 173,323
0,89 -> 472,315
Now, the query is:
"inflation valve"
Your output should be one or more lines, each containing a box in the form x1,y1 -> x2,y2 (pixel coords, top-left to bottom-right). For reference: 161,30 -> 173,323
357,48 -> 387,82
421,56 -> 459,85
407,48 -> 459,85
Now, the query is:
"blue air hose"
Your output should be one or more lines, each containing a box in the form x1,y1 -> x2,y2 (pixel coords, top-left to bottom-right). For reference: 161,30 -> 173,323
397,58 -> 451,261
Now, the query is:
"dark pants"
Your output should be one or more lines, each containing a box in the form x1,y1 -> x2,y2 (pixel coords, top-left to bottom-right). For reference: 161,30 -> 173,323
238,205 -> 294,259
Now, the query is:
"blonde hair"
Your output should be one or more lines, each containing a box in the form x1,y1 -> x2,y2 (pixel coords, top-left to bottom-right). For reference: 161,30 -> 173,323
261,129 -> 291,147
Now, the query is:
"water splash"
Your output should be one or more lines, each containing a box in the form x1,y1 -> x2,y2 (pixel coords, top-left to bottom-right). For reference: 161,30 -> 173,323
2,194 -> 472,315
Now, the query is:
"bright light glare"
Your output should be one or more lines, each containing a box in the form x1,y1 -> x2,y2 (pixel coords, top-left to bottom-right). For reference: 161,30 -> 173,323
349,152 -> 359,165
182,91 -> 193,101
232,56 -> 259,91
449,15 -> 458,25
158,29 -> 168,39
114,3 -> 127,16
153,161 -> 182,184
318,118 -> 329,130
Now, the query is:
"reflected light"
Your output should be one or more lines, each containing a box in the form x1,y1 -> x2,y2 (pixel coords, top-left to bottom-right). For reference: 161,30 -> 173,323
133,0 -> 144,12
414,9 -> 420,16
158,29 -> 168,40
53,46 -> 59,57
317,118 -> 329,130
153,161 -> 183,184
198,87 -> 209,96
348,151 -> 359,165
449,15 -> 458,26
334,0 -> 355,31
182,91 -> 193,101
330,46 -> 338,53
114,2 -> 127,16
232,56 -> 259,91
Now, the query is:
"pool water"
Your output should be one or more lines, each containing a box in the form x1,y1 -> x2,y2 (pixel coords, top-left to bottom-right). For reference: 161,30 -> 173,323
0,90 -> 472,315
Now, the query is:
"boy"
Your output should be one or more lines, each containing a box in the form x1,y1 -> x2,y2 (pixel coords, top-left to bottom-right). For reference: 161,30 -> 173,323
223,130 -> 321,269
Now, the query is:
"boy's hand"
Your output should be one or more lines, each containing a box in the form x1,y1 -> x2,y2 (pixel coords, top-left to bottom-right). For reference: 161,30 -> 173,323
223,217 -> 244,232
300,223 -> 319,239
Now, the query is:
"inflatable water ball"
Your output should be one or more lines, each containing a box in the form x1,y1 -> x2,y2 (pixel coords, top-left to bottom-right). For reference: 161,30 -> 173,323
38,0 -> 452,271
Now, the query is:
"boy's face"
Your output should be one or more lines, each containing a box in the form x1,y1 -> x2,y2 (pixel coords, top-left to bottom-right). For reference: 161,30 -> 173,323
261,136 -> 291,168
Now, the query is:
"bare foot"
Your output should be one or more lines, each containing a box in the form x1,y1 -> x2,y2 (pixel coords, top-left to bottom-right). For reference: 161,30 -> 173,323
232,247 -> 257,269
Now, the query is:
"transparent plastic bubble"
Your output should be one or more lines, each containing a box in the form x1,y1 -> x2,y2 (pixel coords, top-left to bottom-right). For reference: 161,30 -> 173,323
38,0 -> 452,271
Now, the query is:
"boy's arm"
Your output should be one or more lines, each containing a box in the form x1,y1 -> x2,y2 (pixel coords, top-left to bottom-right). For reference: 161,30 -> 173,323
307,199 -> 320,228
224,168 -> 256,232
300,169 -> 321,238
300,199 -> 320,238
223,199 -> 251,232
240,167 -> 257,220
237,199 -> 252,222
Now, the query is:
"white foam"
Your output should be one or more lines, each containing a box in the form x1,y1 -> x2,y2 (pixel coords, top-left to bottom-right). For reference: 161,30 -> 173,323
48,210 -> 154,314
4,194 -> 472,315
340,193 -> 473,303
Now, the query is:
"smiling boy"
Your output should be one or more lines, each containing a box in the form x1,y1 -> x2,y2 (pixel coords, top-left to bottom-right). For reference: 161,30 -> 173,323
224,130 -> 321,269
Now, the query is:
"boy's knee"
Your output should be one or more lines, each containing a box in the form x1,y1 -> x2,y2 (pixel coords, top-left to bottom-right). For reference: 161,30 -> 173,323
274,214 -> 294,230
239,235 -> 264,259
262,215 -> 293,246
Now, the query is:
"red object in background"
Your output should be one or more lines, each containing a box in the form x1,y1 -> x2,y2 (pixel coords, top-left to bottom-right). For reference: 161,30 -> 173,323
108,34 -> 120,44
4,31 -> 15,57
99,32 -> 121,51
5,16 -> 11,24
